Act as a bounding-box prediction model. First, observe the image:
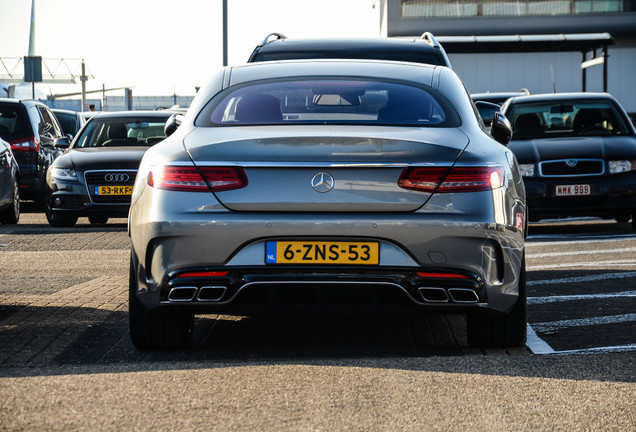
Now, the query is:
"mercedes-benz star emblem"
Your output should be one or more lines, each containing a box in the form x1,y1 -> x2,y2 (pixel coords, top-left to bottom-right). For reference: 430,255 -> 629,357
311,172 -> 334,193
105,173 -> 130,182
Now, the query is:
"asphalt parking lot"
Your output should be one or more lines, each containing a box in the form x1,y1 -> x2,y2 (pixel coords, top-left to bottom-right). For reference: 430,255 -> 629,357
0,208 -> 634,430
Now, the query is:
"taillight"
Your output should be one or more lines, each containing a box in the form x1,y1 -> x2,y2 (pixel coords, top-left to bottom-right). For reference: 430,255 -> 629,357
148,166 -> 247,192
9,136 -> 39,152
398,166 -> 503,193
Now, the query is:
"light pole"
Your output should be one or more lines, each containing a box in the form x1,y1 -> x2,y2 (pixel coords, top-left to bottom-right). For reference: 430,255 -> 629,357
223,0 -> 228,66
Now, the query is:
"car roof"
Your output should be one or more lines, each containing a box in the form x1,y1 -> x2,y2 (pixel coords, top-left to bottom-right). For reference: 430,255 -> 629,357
0,98 -> 48,107
257,37 -> 441,52
505,92 -> 614,104
249,33 -> 451,67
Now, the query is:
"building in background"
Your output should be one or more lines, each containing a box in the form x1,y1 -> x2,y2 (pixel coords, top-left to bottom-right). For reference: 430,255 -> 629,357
387,0 -> 636,114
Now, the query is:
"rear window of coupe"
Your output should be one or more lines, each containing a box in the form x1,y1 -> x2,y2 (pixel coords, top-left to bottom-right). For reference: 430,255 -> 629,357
198,79 -> 458,127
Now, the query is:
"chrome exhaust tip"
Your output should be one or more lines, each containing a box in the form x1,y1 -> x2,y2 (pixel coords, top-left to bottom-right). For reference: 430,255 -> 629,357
197,286 -> 227,302
448,288 -> 479,303
417,287 -> 449,303
168,286 -> 198,302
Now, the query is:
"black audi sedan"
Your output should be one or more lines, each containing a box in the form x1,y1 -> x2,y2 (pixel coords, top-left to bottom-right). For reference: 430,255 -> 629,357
45,111 -> 173,227
501,92 -> 636,228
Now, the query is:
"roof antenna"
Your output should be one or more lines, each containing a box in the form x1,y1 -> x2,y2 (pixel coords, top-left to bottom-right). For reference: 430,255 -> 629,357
550,64 -> 556,93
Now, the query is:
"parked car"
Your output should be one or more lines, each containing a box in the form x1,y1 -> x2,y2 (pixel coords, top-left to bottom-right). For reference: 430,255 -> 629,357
52,108 -> 85,138
44,111 -> 173,227
501,92 -> 636,228
0,137 -> 20,224
247,32 -> 452,67
128,59 -> 526,350
0,98 -> 68,204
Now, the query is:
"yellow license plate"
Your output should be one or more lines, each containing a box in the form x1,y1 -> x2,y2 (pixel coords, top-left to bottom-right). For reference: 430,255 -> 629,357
95,185 -> 133,195
266,241 -> 379,265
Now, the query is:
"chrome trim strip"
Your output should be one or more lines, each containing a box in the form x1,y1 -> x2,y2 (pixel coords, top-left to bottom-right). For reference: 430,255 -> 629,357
153,161 -> 502,168
163,280 -> 425,306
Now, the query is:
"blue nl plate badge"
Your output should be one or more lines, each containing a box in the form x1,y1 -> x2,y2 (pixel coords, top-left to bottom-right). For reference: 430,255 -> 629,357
265,242 -> 277,264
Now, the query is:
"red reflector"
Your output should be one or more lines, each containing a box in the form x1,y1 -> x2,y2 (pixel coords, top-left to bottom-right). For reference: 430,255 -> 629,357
177,271 -> 229,278
417,272 -> 469,279
149,166 -> 247,192
9,136 -> 39,152
399,167 -> 503,193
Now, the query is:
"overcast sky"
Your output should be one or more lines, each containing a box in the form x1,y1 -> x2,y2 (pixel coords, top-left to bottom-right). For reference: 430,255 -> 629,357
0,0 -> 381,96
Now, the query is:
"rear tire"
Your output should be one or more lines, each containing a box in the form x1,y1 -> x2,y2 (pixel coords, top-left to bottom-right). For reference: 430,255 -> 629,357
129,252 -> 194,350
467,256 -> 527,348
0,179 -> 20,224
89,215 -> 109,225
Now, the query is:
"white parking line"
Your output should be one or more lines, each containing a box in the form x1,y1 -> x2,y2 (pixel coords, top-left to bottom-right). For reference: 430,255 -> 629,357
527,271 -> 636,287
527,290 -> 636,305
531,313 -> 636,333
525,324 -> 636,355
526,324 -> 555,354
527,260 -> 636,270
527,234 -> 636,242
527,247 -> 636,258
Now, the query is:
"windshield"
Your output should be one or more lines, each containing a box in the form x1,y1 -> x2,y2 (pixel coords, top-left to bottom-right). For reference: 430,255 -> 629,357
508,99 -> 631,140
198,79 -> 459,127
74,117 -> 169,148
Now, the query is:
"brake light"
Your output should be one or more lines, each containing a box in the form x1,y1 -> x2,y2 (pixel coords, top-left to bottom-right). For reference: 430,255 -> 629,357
417,272 -> 469,279
399,166 -> 503,193
9,136 -> 39,152
176,271 -> 229,278
148,166 -> 247,192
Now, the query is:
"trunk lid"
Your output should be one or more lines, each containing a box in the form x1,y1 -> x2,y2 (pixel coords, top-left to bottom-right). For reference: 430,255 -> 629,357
184,126 -> 469,212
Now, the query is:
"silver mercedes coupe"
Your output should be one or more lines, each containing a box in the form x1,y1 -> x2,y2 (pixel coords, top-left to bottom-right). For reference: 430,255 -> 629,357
128,59 -> 526,350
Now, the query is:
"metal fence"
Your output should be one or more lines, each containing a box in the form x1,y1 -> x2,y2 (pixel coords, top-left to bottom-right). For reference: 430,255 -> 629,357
400,0 -> 632,17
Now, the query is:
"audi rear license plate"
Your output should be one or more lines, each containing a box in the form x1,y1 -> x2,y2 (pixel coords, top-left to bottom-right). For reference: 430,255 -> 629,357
266,241 -> 379,265
555,184 -> 591,196
94,185 -> 134,196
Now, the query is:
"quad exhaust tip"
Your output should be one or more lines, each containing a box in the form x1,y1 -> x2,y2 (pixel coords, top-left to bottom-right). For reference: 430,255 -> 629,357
418,287 -> 479,303
168,286 -> 227,302
418,287 -> 449,303
448,288 -> 479,303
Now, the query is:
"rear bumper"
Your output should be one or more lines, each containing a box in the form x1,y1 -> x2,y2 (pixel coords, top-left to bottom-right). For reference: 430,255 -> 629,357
130,213 -> 525,315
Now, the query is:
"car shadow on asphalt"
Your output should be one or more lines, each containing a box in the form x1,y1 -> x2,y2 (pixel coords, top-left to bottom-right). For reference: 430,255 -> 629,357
0,304 -> 470,371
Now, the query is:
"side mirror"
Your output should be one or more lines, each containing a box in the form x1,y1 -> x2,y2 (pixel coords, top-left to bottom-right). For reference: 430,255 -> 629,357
53,136 -> 72,149
475,101 -> 501,127
490,112 -> 513,146
164,113 -> 184,137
